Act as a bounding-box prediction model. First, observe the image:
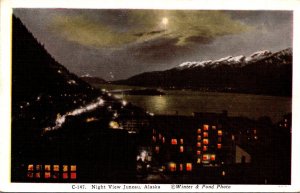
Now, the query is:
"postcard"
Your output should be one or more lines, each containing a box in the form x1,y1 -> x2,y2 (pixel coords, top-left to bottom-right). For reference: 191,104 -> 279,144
0,0 -> 300,192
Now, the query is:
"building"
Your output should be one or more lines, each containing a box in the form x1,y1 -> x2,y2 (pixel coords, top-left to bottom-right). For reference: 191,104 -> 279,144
235,145 -> 251,164
150,112 -> 234,174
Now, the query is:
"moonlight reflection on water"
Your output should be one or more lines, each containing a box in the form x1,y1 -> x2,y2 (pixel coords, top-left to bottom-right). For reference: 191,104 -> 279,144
116,90 -> 291,122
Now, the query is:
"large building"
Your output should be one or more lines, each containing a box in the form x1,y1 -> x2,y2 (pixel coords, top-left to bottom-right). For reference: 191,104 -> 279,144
150,112 -> 235,174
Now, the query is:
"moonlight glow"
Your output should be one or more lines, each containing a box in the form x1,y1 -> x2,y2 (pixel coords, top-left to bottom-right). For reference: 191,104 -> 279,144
162,17 -> 169,25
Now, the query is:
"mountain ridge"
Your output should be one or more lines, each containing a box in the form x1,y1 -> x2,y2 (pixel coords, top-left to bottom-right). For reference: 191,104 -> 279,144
80,75 -> 107,85
12,15 -> 101,133
176,48 -> 291,69
115,48 -> 292,97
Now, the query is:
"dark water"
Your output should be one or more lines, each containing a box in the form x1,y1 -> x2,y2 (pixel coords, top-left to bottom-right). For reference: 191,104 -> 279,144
115,90 -> 291,123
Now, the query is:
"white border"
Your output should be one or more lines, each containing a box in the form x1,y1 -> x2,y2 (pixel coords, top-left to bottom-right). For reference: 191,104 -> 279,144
1,0 -> 300,192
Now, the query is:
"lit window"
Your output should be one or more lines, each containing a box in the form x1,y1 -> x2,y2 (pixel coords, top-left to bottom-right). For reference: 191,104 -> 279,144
86,117 -> 98,122
180,139 -> 184,144
152,136 -> 156,142
45,172 -> 51,179
63,165 -> 68,172
197,129 -> 201,134
169,163 -> 176,172
186,163 -> 192,171
212,125 -> 217,130
36,165 -> 42,171
71,172 -> 76,179
197,135 -> 201,141
28,164 -> 34,171
232,135 -> 235,141
35,172 -> 41,178
203,139 -> 209,145
45,165 -> 51,171
180,146 -> 184,153
197,142 -> 201,147
53,172 -> 59,179
53,165 -> 59,172
211,154 -> 216,161
218,130 -> 222,136
71,165 -> 76,172
217,144 -> 222,149
162,137 -> 165,143
222,171 -> 226,176
197,150 -> 201,155
203,154 -> 208,161
27,172 -> 33,178
203,132 -> 208,138
171,139 -> 177,145
180,164 -> 183,171
197,158 -> 201,164
159,134 -> 162,140
203,146 -> 207,151
203,124 -> 209,131
155,146 -> 160,153
253,129 -> 257,134
218,137 -> 222,142
63,173 -> 68,179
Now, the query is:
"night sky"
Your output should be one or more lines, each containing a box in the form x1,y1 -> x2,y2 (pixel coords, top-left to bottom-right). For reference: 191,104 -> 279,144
14,9 -> 293,80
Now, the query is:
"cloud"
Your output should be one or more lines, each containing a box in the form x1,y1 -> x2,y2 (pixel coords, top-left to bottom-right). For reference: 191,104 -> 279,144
50,14 -> 135,48
127,37 -> 185,63
49,10 -> 250,48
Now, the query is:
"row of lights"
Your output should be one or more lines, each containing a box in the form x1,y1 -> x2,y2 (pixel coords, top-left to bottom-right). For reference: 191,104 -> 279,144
27,164 -> 77,180
169,162 -> 192,172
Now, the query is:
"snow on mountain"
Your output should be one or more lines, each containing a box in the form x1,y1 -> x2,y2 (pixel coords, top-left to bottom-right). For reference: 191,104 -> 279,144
227,55 -> 246,63
120,47 -> 291,97
279,47 -> 292,55
81,73 -> 92,77
195,60 -> 212,67
176,49 -> 276,69
178,62 -> 199,68
178,60 -> 215,69
245,50 -> 272,62
214,56 -> 233,63
273,47 -> 292,59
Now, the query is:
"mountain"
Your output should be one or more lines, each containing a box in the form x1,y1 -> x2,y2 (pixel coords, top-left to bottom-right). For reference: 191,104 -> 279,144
80,74 -> 107,85
177,50 -> 273,69
175,49 -> 284,69
12,15 -> 102,136
115,48 -> 292,96
11,15 -> 150,182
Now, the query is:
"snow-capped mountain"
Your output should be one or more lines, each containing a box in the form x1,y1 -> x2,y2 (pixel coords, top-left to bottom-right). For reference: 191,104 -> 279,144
176,49 -> 288,69
246,50 -> 272,62
116,48 -> 292,96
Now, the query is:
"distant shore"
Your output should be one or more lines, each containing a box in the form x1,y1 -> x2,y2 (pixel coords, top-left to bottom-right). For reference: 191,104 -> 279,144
110,88 -> 165,96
